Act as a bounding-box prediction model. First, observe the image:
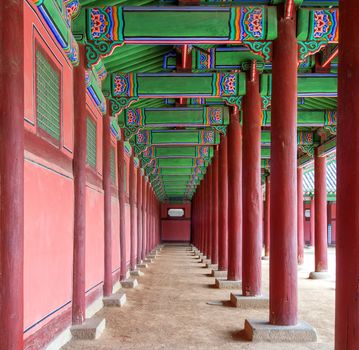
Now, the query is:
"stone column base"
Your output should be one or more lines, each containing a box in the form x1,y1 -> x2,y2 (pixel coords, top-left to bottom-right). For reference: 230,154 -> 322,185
70,318 -> 106,340
131,269 -> 144,277
201,258 -> 211,264
137,263 -> 149,269
103,291 -> 127,307
309,271 -> 331,280
211,270 -> 227,278
215,278 -> 242,289
121,278 -> 139,289
206,263 -> 218,269
244,319 -> 317,342
143,258 -> 153,264
230,294 -> 269,309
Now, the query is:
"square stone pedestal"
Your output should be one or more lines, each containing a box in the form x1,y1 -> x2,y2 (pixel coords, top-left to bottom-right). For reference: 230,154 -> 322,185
244,319 -> 318,342
201,258 -> 211,264
230,294 -> 269,309
148,254 -> 157,260
131,269 -> 144,277
137,263 -> 148,269
70,318 -> 106,340
103,291 -> 127,307
211,270 -> 227,278
309,271 -> 331,280
206,263 -> 218,270
144,258 -> 153,264
121,278 -> 138,289
215,278 -> 242,289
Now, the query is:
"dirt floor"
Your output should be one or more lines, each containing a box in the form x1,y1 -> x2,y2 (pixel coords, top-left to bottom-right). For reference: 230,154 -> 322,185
63,245 -> 335,350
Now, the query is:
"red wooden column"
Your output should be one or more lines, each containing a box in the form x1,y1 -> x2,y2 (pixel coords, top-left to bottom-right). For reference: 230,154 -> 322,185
242,64 -> 262,296
310,198 -> 315,246
72,45 -> 87,325
146,182 -> 150,255
129,155 -> 137,269
227,106 -> 243,281
310,150 -> 328,277
297,167 -> 305,265
203,173 -> 209,257
117,134 -> 127,280
211,147 -> 219,265
218,135 -> 228,271
206,167 -> 212,259
269,7 -> 298,325
103,104 -> 112,296
0,1 -> 24,347
137,168 -> 143,263
141,176 -> 147,261
336,1 -> 359,346
263,175 -> 270,259
200,184 -> 205,252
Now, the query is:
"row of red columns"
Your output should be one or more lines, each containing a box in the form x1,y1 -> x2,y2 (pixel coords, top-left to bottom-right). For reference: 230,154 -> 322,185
1,1 -> 358,349
0,17 -> 161,346
74,45 -> 161,327
192,4 -> 340,335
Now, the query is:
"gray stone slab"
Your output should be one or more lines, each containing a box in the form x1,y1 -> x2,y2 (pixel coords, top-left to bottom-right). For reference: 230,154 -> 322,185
131,269 -> 144,277
244,319 -> 318,342
206,263 -> 218,270
103,291 -> 127,307
121,278 -> 138,289
215,278 -> 242,289
211,270 -> 228,278
70,318 -> 106,340
230,294 -> 269,309
309,271 -> 331,280
137,263 -> 148,269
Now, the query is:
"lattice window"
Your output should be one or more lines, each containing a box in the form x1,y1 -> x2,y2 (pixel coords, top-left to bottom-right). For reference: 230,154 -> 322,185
36,49 -> 61,142
110,148 -> 116,185
86,117 -> 97,168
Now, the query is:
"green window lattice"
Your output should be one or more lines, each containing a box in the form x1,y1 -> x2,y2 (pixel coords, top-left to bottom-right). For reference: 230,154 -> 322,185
110,148 -> 116,184
86,117 -> 97,168
124,161 -> 127,192
36,49 -> 61,141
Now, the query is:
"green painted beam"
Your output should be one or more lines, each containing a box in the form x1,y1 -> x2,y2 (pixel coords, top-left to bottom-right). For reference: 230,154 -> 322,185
105,72 -> 246,100
119,106 -> 229,128
133,129 -> 220,147
77,6 -> 277,47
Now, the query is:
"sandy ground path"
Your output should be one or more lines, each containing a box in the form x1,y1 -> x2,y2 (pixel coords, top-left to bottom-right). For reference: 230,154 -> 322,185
63,244 -> 335,350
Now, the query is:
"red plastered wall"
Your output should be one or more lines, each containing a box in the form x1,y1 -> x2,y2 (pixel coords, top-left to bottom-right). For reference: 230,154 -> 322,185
161,203 -> 191,242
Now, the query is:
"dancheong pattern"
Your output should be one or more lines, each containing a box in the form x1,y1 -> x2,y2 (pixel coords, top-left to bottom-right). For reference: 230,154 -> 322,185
89,7 -> 124,41
137,130 -> 150,145
205,107 -> 223,125
200,130 -> 215,144
230,7 -> 265,41
113,73 -> 137,97
212,73 -> 237,96
297,132 -> 314,145
126,109 -> 145,127
310,9 -> 338,41
198,146 -> 209,158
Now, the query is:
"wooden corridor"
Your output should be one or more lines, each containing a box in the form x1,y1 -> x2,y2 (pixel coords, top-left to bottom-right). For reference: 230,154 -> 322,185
63,245 -> 335,350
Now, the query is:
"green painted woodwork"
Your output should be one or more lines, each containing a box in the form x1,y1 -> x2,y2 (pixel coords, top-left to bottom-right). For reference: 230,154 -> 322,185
110,148 -> 116,184
36,49 -> 61,141
119,106 -> 229,128
260,74 -> 338,97
86,117 -> 97,168
105,72 -> 247,99
262,110 -> 337,126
